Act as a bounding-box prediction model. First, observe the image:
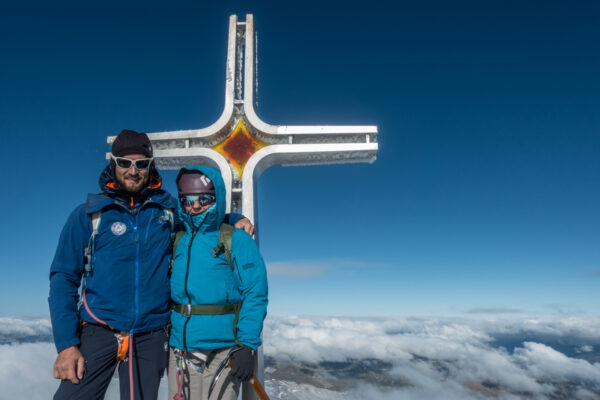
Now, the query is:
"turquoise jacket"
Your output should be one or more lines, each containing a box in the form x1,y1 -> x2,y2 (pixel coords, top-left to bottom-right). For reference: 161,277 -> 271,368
169,166 -> 268,351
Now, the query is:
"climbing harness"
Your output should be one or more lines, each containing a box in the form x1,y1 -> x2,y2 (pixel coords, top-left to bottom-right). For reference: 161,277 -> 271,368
172,348 -> 208,400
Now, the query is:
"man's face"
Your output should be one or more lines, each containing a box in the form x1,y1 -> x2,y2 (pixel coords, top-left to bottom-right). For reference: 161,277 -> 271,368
114,153 -> 151,194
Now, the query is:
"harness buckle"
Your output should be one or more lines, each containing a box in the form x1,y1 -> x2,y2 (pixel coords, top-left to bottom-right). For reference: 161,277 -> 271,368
182,304 -> 192,318
115,332 -> 130,362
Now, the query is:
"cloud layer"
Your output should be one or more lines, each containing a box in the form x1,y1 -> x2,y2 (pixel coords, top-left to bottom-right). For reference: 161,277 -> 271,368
263,315 -> 600,399
2,315 -> 599,399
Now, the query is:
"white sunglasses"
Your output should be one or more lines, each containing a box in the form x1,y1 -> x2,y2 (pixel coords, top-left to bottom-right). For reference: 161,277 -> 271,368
111,154 -> 154,170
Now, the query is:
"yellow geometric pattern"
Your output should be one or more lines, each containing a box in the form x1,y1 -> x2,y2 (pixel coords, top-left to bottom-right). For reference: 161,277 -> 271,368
211,120 -> 269,177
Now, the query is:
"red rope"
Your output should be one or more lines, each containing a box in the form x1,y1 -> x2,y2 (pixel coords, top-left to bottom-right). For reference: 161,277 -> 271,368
82,289 -> 109,327
129,334 -> 134,400
173,352 -> 185,400
83,289 -> 134,400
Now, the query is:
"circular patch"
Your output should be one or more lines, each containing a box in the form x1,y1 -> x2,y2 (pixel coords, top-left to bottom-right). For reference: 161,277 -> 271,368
111,222 -> 127,236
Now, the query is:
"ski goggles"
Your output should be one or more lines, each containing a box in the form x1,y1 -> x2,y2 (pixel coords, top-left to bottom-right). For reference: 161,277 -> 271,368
111,154 -> 154,170
180,194 -> 216,208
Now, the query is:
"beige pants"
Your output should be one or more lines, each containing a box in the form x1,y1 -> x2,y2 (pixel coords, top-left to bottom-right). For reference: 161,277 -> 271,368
168,347 -> 240,400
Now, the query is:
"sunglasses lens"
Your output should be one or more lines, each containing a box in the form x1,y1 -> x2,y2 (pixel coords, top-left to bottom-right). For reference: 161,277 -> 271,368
198,195 -> 215,206
181,194 -> 215,207
134,159 -> 151,169
180,195 -> 196,207
115,158 -> 133,169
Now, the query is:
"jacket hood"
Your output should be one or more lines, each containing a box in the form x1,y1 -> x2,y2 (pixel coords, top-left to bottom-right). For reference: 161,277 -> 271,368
86,164 -> 175,214
176,166 -> 226,233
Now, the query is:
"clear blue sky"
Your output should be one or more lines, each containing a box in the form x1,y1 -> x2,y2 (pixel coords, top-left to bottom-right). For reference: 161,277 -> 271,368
0,1 -> 598,317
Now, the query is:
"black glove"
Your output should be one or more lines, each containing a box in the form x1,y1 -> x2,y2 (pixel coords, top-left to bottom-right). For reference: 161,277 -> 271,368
229,345 -> 254,381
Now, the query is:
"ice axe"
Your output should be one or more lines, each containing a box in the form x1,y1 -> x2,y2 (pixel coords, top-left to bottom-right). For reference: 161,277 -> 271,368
208,347 -> 270,400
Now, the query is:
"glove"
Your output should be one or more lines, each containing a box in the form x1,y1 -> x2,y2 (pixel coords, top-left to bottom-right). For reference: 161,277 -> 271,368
229,345 -> 255,381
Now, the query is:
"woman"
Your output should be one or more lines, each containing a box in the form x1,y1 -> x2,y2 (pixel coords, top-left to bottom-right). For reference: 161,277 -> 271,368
168,166 -> 268,400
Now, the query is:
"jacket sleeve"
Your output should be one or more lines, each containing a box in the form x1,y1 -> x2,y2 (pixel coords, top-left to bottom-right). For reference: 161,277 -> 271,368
231,230 -> 268,350
48,204 -> 91,353
224,213 -> 245,226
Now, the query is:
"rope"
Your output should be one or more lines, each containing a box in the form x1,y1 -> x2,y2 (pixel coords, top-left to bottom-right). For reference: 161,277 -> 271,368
129,334 -> 134,400
83,289 -> 134,400
173,350 -> 185,400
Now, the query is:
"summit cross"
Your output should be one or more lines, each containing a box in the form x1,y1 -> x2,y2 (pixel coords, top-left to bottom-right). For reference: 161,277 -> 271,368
108,13 -> 378,227
107,13 -> 378,399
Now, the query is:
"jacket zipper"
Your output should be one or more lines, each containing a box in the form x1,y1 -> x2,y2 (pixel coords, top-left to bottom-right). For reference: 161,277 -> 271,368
132,213 -> 140,332
182,230 -> 196,351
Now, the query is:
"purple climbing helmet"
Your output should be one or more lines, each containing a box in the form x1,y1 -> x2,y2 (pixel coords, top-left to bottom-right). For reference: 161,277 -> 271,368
177,170 -> 215,196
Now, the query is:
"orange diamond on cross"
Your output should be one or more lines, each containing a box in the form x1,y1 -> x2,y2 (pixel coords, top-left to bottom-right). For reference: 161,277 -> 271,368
211,119 -> 269,177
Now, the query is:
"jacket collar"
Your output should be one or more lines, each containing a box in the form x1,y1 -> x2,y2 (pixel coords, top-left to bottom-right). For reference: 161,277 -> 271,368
86,165 -> 176,214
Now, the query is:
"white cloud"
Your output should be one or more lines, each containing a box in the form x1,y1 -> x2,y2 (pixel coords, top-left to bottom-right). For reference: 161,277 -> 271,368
267,261 -> 327,278
0,340 -> 166,400
576,345 -> 594,353
266,259 -> 388,279
3,316 -> 600,399
0,317 -> 52,338
513,342 -> 600,386
466,307 -> 524,314
263,315 -> 600,399
0,342 -> 59,400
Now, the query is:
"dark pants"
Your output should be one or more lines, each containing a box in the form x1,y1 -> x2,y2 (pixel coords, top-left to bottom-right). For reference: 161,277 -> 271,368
54,324 -> 168,400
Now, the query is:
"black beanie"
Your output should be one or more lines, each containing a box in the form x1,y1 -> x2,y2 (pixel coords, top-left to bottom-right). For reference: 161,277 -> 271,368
112,129 -> 153,158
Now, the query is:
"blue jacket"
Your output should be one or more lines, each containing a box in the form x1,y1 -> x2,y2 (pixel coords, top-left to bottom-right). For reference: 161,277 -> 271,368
49,165 -> 177,353
169,166 -> 268,351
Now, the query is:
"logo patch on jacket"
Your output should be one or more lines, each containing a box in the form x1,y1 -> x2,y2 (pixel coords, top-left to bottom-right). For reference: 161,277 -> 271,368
111,222 -> 127,236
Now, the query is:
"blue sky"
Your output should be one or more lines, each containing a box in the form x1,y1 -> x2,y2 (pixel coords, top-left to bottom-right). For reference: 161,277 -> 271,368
0,1 -> 598,317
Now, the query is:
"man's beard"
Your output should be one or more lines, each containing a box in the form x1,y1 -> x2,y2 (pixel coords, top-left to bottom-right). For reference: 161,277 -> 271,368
115,171 -> 151,195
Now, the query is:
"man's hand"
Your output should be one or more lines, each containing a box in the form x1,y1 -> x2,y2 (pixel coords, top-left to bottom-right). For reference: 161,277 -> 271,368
53,346 -> 85,384
234,217 -> 255,236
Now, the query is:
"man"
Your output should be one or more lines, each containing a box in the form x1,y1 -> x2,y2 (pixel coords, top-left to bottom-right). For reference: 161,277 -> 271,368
49,130 -> 253,400
168,167 -> 268,400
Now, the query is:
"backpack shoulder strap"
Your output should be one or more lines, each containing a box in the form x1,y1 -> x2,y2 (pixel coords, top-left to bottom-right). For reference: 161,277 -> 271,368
161,208 -> 175,237
169,230 -> 186,277
90,211 -> 102,233
84,211 -> 102,274
218,223 -> 234,269
172,230 -> 186,257
218,223 -> 240,344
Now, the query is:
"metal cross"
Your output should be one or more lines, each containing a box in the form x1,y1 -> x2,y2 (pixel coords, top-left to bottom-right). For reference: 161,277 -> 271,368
108,13 -> 377,225
107,13 -> 378,399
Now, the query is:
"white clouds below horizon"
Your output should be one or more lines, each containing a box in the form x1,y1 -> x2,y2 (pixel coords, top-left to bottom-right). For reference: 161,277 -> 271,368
263,315 -> 600,399
2,316 -> 600,400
